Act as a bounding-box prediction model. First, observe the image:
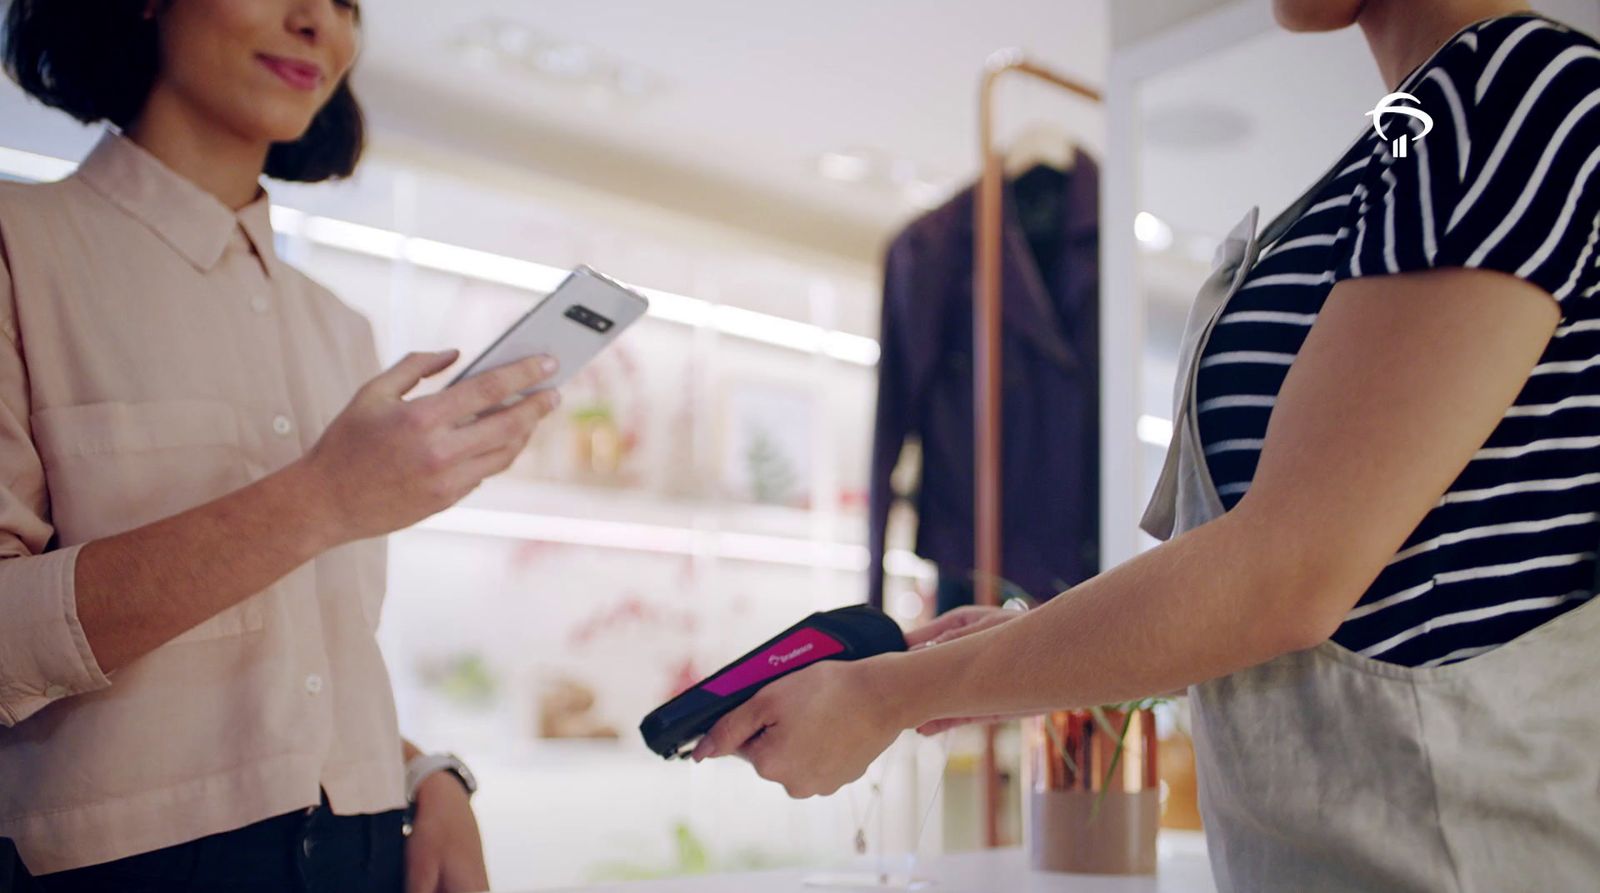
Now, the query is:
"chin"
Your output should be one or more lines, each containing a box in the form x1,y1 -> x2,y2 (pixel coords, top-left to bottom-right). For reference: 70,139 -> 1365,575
232,103 -> 321,147
1273,0 -> 1364,32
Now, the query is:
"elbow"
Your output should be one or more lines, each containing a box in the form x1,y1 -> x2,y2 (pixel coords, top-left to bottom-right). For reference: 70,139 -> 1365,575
1256,555 -> 1365,656
1226,508 -> 1366,657
1271,605 -> 1345,655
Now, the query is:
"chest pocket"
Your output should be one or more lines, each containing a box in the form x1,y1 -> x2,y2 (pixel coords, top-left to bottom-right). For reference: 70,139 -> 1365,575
30,398 -> 266,644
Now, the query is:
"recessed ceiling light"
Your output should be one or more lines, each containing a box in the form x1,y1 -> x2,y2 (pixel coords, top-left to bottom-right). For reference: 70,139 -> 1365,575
903,179 -> 948,209
814,148 -> 953,208
448,21 -> 665,105
816,150 -> 876,183
494,25 -> 533,57
532,44 -> 596,80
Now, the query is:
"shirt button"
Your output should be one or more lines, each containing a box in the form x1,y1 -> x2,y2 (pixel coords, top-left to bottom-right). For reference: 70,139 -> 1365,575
304,673 -> 323,695
250,295 -> 270,314
302,836 -> 315,858
272,415 -> 293,436
43,683 -> 68,699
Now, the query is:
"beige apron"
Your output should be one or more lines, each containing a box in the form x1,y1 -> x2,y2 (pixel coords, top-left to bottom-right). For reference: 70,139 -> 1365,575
1140,169 -> 1600,891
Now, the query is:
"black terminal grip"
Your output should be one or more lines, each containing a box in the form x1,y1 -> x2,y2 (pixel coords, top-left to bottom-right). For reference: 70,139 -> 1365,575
640,605 -> 908,759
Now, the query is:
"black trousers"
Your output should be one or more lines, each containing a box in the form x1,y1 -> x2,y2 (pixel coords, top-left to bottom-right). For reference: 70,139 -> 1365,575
36,791 -> 405,893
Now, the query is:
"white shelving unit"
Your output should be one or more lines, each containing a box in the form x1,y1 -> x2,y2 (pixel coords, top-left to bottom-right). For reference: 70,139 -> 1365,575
268,155 -> 941,889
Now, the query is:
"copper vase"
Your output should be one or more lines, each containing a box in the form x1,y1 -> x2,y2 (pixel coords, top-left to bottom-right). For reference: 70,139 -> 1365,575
1023,708 -> 1160,875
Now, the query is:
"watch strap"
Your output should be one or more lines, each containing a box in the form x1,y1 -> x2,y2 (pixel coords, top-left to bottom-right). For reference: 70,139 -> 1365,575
404,752 -> 477,804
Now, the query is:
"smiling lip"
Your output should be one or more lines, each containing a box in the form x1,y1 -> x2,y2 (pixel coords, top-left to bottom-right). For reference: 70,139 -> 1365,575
257,54 -> 323,91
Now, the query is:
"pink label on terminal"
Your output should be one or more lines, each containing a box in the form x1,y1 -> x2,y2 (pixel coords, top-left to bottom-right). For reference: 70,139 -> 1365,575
703,628 -> 845,697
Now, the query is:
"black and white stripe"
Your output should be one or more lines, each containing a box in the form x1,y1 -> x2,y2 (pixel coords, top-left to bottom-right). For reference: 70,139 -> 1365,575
1195,13 -> 1600,666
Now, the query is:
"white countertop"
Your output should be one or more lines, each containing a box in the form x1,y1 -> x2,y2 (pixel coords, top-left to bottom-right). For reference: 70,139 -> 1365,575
531,832 -> 1216,893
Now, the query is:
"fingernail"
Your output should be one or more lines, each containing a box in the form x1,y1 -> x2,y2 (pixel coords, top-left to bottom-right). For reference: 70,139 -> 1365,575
539,356 -> 558,374
692,739 -> 717,761
544,391 -> 562,410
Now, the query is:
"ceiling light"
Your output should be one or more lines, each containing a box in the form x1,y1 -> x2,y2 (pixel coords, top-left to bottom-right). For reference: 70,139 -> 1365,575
814,147 -> 950,210
609,66 -> 660,100
1135,211 -> 1174,252
2,150 -> 879,368
902,179 -> 947,210
816,150 -> 876,183
531,43 -> 596,80
449,22 -> 666,105
493,24 -> 533,57
455,41 -> 499,71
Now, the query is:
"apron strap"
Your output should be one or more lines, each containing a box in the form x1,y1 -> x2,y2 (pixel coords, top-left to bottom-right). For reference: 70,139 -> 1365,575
1138,141 -> 1372,542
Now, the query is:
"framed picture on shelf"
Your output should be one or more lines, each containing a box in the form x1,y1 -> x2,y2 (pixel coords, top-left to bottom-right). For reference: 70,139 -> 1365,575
718,379 -> 813,509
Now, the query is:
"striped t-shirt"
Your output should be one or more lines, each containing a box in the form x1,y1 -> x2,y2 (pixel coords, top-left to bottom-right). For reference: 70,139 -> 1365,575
1195,12 -> 1600,667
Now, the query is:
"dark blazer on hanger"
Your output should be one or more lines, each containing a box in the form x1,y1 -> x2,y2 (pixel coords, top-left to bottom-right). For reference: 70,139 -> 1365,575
868,149 -> 1100,608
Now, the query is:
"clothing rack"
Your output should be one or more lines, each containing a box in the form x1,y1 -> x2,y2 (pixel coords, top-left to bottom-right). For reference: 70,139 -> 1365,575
974,49 -> 1102,849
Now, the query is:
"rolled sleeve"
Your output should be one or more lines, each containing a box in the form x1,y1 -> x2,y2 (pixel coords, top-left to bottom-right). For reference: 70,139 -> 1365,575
0,541 -> 109,726
0,230 -> 110,727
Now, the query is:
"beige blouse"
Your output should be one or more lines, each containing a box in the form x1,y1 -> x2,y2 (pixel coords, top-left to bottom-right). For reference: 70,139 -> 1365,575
0,131 -> 405,874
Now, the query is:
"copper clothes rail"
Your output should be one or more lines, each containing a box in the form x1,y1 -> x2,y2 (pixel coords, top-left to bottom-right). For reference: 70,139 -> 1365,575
974,49 -> 1102,850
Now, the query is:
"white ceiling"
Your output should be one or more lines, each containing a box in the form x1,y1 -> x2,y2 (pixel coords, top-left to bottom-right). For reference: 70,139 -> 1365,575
353,0 -> 1110,262
5,0 -> 1593,269
1139,23 -> 1383,242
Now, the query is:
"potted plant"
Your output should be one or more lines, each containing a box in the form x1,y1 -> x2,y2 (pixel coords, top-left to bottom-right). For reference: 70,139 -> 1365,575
1024,700 -> 1165,874
972,572 -> 1166,875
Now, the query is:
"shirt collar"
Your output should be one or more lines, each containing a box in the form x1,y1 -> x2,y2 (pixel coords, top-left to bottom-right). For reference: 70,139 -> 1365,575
236,195 -> 283,279
74,129 -> 282,279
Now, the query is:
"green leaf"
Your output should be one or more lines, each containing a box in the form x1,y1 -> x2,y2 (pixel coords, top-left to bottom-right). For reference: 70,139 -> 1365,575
1035,699 -> 1173,824
1041,713 -> 1080,780
1090,708 -> 1138,822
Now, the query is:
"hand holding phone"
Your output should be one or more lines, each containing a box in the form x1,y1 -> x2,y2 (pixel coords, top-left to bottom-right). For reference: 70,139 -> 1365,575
448,265 -> 650,402
299,350 -> 563,544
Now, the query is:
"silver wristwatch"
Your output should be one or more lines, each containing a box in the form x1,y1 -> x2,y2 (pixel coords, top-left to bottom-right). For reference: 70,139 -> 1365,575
405,752 -> 477,805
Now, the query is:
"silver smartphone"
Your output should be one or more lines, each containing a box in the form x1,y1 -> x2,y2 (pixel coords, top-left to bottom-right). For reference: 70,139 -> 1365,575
448,265 -> 650,397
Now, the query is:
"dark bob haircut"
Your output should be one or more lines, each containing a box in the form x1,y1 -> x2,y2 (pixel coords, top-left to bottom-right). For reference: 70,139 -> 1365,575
2,0 -> 364,182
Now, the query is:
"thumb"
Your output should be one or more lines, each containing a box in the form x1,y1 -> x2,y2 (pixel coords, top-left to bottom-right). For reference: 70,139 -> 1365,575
365,349 -> 460,401
692,699 -> 769,762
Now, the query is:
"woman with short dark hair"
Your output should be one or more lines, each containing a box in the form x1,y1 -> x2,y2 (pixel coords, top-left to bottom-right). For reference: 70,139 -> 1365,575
5,0 -> 365,182
0,3 -> 560,890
